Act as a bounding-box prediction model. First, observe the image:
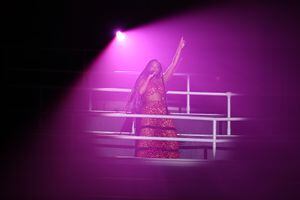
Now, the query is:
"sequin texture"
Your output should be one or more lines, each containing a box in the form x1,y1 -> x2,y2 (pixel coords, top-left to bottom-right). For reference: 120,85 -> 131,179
135,78 -> 180,158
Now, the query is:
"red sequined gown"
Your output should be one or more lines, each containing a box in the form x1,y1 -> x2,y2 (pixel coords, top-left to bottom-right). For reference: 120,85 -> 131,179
135,77 -> 180,158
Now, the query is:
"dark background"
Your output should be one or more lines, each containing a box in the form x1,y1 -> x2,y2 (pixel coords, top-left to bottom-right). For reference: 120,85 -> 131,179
1,0 -> 214,145
1,0 -> 211,150
2,0 -> 300,199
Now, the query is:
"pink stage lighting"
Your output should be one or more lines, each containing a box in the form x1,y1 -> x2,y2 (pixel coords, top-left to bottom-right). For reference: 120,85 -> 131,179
116,31 -> 126,41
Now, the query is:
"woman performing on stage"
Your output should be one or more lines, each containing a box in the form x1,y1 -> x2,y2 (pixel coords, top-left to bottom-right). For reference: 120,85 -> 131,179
125,37 -> 185,158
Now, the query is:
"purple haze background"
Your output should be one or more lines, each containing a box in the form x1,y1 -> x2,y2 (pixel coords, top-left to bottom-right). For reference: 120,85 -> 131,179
69,1 -> 300,137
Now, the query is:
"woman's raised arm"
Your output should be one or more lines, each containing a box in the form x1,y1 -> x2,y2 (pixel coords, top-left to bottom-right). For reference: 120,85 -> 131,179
163,36 -> 185,83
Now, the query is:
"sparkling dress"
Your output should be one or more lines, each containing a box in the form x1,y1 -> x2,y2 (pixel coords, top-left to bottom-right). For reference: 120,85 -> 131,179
135,77 -> 180,158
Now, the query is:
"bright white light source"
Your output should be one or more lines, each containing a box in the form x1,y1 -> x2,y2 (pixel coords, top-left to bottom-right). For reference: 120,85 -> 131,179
116,31 -> 126,41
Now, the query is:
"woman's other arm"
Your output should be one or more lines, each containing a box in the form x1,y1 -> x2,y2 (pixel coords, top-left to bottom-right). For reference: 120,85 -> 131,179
124,73 -> 154,112
138,73 -> 155,95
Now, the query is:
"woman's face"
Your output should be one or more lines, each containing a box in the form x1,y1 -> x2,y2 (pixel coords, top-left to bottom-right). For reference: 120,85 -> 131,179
149,60 -> 162,75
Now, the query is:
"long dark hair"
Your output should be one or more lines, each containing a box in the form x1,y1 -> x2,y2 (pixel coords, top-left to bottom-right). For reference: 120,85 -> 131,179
121,59 -> 162,133
125,59 -> 162,113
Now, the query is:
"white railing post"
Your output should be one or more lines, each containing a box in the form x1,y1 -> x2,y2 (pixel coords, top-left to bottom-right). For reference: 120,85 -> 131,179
212,120 -> 217,159
226,92 -> 232,136
186,75 -> 190,114
131,120 -> 135,135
